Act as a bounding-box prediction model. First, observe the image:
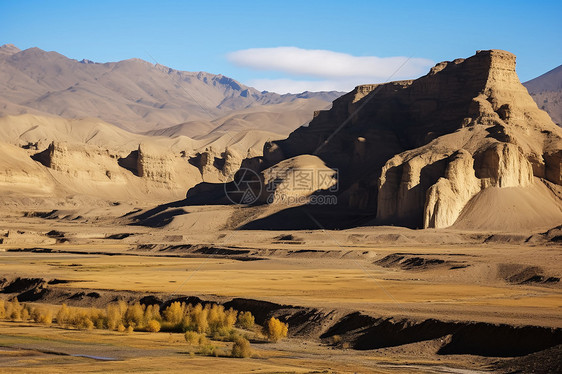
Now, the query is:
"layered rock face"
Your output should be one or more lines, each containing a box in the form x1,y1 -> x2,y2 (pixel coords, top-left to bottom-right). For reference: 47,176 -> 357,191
138,143 -> 182,185
38,142 -> 128,183
188,146 -> 244,183
29,141 -> 203,199
261,50 -> 562,228
423,150 -> 480,228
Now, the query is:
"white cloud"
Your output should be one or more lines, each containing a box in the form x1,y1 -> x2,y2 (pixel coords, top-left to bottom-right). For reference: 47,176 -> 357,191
227,47 -> 434,94
227,47 -> 434,80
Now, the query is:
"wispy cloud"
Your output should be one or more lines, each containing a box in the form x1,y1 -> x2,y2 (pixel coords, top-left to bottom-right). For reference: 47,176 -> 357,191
227,47 -> 434,93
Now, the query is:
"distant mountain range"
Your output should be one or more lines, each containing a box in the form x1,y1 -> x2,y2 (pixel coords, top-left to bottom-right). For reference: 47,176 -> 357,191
0,44 -> 342,136
524,64 -> 562,126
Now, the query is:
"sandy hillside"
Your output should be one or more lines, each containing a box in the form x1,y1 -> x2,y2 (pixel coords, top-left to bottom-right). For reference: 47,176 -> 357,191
0,113 -> 286,202
524,64 -> 562,126
145,98 -> 332,139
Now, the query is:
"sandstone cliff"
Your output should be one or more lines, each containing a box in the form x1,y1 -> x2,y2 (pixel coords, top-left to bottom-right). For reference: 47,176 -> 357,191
25,140 -> 203,200
189,146 -> 244,183
259,50 -> 562,229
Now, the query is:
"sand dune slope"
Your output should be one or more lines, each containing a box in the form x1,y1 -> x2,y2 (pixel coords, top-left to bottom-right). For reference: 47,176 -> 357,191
453,180 -> 562,231
0,141 -> 55,195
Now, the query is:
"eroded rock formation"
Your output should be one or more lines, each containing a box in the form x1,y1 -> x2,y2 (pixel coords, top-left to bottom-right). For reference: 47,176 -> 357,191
138,143 -> 177,185
189,146 -> 244,183
29,141 -> 203,199
259,50 -> 562,229
37,141 -> 128,183
424,150 -> 480,229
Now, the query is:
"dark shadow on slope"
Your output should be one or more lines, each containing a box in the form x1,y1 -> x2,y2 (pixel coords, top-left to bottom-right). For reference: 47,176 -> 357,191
492,344 -> 562,373
131,185 -> 375,230
184,182 -> 233,205
128,196 -> 192,227
129,178 -> 243,224
321,312 -> 562,357
130,207 -> 187,228
129,180 -> 242,227
239,204 -> 375,230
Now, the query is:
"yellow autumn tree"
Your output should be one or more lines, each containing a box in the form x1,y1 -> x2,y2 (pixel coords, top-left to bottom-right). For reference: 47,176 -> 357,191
106,303 -> 123,330
163,301 -> 185,326
237,311 -> 255,329
124,302 -> 145,329
147,319 -> 161,332
193,304 -> 208,333
8,299 -> 22,320
56,303 -> 70,327
231,335 -> 251,358
265,317 -> 288,342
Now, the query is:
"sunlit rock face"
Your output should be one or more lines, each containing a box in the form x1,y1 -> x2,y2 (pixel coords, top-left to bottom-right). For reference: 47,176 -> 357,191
260,50 -> 562,228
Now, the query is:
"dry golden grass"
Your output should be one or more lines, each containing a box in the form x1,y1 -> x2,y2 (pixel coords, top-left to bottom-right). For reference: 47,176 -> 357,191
1,250 -> 560,327
0,211 -> 560,372
1,298 -> 258,359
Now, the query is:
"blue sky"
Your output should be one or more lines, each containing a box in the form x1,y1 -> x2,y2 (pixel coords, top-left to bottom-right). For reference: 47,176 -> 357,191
1,0 -> 560,93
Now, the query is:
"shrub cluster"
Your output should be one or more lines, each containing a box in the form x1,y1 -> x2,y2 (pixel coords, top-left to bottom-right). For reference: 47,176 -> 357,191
166,302 -> 254,358
0,298 -> 53,325
162,302 -> 239,337
237,311 -> 255,330
231,335 -> 252,358
0,298 -> 265,358
53,301 -> 162,332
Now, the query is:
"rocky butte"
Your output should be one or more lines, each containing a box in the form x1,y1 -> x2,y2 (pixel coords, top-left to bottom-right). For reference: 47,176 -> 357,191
254,50 -> 562,229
